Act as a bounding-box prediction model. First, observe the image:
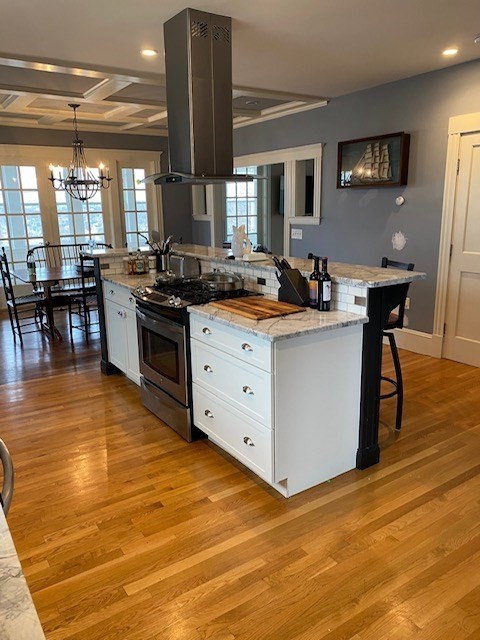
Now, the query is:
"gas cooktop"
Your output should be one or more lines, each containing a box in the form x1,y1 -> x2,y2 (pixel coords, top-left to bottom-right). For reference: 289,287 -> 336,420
133,277 -> 259,310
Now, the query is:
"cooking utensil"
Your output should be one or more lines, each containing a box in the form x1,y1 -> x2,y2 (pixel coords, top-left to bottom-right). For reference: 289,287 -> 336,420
200,270 -> 244,291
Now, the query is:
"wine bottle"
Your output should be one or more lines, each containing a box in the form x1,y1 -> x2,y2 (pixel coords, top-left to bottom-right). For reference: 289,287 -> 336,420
318,257 -> 331,311
309,255 -> 320,308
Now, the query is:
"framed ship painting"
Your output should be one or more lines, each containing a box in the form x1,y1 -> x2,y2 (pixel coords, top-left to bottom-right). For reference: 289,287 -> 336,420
337,132 -> 410,188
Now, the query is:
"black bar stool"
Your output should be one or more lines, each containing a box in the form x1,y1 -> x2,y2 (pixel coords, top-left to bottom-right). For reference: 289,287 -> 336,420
380,257 -> 414,431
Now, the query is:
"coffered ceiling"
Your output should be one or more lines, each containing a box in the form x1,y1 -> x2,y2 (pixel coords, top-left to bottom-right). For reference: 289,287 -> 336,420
0,0 -> 479,136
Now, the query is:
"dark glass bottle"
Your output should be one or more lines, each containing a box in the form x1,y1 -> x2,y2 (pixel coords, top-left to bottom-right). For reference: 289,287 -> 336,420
318,257 -> 331,311
309,256 -> 320,308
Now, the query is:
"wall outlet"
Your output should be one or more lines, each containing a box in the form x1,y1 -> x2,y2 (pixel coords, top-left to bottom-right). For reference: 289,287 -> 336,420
405,297 -> 410,310
291,228 -> 302,240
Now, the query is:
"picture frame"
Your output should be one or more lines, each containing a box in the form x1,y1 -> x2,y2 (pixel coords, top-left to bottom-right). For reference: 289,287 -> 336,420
337,132 -> 410,189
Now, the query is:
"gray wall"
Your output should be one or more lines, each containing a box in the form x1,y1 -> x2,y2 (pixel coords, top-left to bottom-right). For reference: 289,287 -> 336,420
0,125 -> 167,152
233,58 -> 480,334
192,220 -> 211,245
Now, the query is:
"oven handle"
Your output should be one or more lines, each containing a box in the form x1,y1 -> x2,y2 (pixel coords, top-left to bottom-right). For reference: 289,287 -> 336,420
136,307 -> 185,338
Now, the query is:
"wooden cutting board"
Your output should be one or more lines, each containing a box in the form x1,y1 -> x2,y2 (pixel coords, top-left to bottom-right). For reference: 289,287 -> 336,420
209,296 -> 306,320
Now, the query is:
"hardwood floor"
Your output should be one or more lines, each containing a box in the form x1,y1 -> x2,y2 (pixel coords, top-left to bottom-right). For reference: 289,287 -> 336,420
1,311 -> 480,640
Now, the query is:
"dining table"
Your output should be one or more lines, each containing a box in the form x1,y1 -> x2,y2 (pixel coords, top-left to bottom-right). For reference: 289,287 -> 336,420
12,265 -> 89,340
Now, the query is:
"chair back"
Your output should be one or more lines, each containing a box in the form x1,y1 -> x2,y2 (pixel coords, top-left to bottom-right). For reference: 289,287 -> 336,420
381,257 -> 415,330
1,247 -> 16,305
0,439 -> 14,516
26,242 -> 112,294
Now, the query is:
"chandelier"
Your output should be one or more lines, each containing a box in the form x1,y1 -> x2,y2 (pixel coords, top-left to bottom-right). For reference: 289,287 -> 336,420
49,104 -> 112,201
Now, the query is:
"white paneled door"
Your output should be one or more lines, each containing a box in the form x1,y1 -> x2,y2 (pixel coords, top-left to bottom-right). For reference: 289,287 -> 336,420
444,132 -> 480,367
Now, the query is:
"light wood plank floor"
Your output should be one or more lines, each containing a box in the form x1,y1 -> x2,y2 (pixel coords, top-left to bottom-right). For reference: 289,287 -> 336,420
1,312 -> 480,640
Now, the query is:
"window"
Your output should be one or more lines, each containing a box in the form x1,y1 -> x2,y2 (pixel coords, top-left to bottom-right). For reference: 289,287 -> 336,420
55,167 -> 105,245
121,168 -> 148,249
225,166 -> 260,245
0,165 -> 44,270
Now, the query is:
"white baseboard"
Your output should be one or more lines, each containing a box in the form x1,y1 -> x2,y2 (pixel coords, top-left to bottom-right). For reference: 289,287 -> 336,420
385,328 -> 443,358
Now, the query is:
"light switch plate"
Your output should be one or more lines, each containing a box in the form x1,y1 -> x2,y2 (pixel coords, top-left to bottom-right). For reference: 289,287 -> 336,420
291,228 -> 302,240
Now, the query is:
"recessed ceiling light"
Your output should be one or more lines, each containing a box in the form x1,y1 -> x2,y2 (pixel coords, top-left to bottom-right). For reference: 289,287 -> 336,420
442,48 -> 459,56
141,48 -> 158,57
474,34 -> 480,44
245,100 -> 259,105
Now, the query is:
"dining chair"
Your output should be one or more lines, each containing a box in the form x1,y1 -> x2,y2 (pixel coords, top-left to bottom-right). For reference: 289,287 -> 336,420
0,247 -> 45,345
0,439 -> 14,516
69,253 -> 99,344
380,257 -> 415,431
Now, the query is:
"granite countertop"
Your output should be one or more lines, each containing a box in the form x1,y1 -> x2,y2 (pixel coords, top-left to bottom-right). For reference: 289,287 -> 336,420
188,303 -> 368,342
173,244 -> 426,288
102,273 -> 156,289
0,511 -> 45,639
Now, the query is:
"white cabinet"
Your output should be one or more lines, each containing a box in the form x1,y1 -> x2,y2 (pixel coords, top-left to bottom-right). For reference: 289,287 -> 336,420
104,282 -> 140,385
190,314 -> 363,497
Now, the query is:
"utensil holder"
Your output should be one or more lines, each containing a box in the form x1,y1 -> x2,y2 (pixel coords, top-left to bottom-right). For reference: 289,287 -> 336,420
156,253 -> 170,272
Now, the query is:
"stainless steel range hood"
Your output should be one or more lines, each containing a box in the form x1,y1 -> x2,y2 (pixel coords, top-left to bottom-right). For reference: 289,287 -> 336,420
145,8 -> 252,186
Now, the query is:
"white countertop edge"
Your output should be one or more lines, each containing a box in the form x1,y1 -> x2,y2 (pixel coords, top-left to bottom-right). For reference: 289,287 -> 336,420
188,305 -> 368,342
0,511 -> 46,639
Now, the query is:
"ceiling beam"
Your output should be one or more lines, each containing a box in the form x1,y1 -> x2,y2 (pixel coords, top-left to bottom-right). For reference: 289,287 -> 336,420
83,78 -> 132,102
0,94 -> 36,111
104,105 -> 145,120
147,110 -> 168,123
0,52 -> 165,86
232,85 -> 329,104
37,114 -> 70,126
0,84 -> 84,102
0,116 -> 168,136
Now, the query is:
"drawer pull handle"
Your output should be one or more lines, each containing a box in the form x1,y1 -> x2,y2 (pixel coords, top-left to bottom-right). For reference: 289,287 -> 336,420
117,310 -> 126,319
243,436 -> 255,447
241,342 -> 253,352
129,296 -> 134,303
203,364 -> 213,373
204,409 -> 214,419
243,385 -> 254,395
202,327 -> 212,335
109,289 -> 114,294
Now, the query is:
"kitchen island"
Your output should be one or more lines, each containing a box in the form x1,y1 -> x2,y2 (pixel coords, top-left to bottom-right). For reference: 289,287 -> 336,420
171,244 -> 425,470
87,245 -> 425,474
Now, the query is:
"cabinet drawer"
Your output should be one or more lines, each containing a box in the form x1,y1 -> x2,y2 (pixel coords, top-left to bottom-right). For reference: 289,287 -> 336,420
190,314 -> 271,372
193,385 -> 273,482
191,340 -> 272,427
104,281 -> 136,310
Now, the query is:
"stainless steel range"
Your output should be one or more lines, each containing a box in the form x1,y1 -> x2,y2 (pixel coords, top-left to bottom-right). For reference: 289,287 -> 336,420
133,278 -> 257,442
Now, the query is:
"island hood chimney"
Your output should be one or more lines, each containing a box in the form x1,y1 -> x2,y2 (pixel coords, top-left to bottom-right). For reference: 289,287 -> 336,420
144,8 -> 251,185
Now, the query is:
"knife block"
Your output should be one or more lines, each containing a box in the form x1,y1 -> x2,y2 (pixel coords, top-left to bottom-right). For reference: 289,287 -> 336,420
277,269 -> 310,306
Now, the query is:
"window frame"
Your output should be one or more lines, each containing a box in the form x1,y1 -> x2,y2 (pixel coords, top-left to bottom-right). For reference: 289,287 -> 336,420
233,144 -> 323,255
0,164 -> 45,271
224,165 -> 264,246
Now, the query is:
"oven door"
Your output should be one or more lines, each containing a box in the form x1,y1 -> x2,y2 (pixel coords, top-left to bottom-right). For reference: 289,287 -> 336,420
136,306 -> 188,406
